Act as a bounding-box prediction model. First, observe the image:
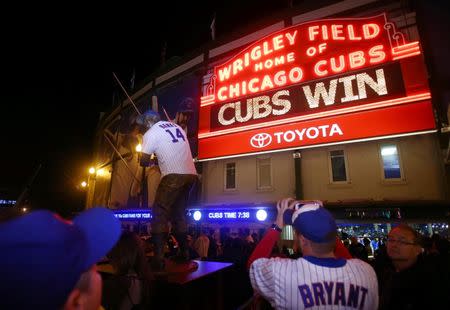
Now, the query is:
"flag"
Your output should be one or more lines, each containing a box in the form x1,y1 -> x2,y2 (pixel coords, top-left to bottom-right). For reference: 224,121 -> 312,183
210,12 -> 216,40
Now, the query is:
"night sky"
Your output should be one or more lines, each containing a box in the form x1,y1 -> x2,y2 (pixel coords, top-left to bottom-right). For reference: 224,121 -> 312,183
0,1 -> 289,214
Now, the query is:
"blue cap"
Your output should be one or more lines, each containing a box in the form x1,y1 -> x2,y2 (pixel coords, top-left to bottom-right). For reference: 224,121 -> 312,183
142,109 -> 160,118
0,207 -> 121,309
135,110 -> 161,127
290,203 -> 337,243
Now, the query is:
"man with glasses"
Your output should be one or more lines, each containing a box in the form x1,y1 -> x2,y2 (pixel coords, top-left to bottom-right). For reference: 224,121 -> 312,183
378,224 -> 449,309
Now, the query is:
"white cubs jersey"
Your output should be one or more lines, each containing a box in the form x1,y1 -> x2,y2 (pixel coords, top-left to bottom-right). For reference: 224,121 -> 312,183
249,257 -> 378,310
142,121 -> 197,177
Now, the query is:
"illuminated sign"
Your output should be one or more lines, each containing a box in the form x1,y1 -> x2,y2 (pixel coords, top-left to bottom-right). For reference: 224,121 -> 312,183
199,101 -> 435,159
113,210 -> 152,220
112,208 -> 273,222
210,63 -> 405,131
0,199 -> 16,207
198,14 -> 434,161
187,208 -> 273,222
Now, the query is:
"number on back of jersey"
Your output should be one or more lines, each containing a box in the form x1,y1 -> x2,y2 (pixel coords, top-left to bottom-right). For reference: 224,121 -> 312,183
165,128 -> 186,143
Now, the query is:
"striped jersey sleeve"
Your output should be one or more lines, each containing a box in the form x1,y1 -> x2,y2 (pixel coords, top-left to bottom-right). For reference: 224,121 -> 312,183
249,257 -> 278,307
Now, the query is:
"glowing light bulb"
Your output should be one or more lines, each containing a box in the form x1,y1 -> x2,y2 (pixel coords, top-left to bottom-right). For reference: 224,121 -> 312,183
256,209 -> 267,221
96,168 -> 107,177
193,211 -> 202,221
136,144 -> 142,152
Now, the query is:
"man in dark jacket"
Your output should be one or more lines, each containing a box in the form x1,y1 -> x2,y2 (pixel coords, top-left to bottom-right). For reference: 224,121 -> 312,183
378,224 -> 450,309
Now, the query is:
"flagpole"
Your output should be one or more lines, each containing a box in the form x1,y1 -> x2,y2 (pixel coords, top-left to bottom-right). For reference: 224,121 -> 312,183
162,107 -> 172,122
210,12 -> 216,41
130,68 -> 136,91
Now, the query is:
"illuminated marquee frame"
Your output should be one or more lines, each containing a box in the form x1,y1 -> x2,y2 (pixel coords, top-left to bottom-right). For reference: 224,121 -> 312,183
198,14 -> 435,161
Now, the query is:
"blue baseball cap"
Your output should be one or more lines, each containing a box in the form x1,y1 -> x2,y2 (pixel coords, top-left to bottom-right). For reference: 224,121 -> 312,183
0,207 -> 121,309
286,202 -> 337,243
135,110 -> 161,128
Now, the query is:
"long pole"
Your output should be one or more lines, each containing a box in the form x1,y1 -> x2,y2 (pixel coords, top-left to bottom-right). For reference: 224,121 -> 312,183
112,72 -> 151,208
162,107 -> 172,122
112,72 -> 141,115
104,133 -> 141,183
15,164 -> 42,208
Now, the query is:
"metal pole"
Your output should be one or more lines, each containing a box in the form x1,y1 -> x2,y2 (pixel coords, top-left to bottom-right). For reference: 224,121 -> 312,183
294,151 -> 303,200
104,133 -> 141,184
112,72 -> 141,115
15,164 -> 42,208
162,107 -> 172,122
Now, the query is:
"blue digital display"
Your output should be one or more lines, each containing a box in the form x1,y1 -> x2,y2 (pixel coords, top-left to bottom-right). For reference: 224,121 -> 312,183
113,211 -> 152,220
206,211 -> 250,219
113,207 -> 274,223
0,199 -> 16,207
187,208 -> 272,222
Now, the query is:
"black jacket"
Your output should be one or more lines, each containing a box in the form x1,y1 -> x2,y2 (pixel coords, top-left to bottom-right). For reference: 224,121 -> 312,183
377,254 -> 450,310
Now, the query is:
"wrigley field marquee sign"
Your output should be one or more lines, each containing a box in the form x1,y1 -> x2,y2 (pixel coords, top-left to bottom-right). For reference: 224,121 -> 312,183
198,14 -> 435,160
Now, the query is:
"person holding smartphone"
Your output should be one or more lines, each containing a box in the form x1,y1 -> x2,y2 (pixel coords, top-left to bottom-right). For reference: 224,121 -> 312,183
248,198 -> 379,310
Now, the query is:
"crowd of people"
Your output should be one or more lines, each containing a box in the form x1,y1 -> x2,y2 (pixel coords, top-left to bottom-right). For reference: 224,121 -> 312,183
0,199 -> 449,309
246,199 -> 450,309
134,226 -> 259,274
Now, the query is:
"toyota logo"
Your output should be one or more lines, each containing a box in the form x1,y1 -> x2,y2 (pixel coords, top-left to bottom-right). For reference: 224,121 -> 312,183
250,133 -> 272,148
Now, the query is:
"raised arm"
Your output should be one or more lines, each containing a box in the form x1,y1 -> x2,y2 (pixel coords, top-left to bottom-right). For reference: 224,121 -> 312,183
247,198 -> 295,269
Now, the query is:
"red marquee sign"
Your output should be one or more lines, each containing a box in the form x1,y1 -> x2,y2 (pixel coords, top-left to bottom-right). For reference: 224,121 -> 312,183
198,13 -> 435,160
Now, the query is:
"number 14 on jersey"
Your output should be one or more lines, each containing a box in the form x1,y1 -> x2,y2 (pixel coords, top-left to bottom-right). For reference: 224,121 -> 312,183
165,128 -> 186,143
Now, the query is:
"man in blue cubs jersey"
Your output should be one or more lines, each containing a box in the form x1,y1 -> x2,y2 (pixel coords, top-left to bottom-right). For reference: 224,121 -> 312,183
137,110 -> 198,271
248,198 -> 378,309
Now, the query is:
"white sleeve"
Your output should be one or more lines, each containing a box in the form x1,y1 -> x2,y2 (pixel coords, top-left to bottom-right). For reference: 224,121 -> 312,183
249,258 -> 277,306
141,129 -> 156,155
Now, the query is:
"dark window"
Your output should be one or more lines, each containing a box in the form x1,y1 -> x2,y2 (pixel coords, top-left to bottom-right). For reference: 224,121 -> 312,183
225,162 -> 236,189
330,150 -> 347,182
